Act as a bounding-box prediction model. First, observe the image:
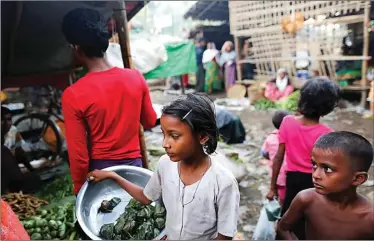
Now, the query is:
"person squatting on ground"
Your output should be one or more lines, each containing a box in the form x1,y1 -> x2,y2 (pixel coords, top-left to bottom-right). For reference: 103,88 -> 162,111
1,106 -> 41,194
87,93 -> 240,240
2,106 -> 34,172
264,68 -> 294,103
277,131 -> 374,239
261,110 -> 290,206
61,8 -> 157,195
266,77 -> 340,239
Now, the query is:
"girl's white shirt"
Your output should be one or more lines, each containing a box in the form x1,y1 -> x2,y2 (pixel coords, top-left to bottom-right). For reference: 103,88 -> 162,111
144,154 -> 240,240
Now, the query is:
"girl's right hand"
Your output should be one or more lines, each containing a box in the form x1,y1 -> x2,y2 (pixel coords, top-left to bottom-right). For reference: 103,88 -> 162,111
266,188 -> 278,200
87,170 -> 115,183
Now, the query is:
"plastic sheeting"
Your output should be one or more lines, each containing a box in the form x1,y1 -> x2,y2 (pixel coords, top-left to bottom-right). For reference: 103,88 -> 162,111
143,41 -> 197,80
107,40 -> 167,74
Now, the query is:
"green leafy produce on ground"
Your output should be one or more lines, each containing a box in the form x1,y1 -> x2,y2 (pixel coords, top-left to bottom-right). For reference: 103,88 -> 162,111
36,175 -> 73,202
275,91 -> 300,112
99,198 -> 166,240
21,199 -> 81,240
254,99 -> 276,110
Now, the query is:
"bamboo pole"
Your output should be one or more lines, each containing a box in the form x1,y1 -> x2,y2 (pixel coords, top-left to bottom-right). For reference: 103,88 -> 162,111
114,1 -> 149,169
360,2 -> 370,108
234,37 -> 243,81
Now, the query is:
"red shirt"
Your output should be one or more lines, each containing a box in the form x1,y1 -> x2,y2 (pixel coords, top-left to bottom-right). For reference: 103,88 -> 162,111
62,67 -> 157,194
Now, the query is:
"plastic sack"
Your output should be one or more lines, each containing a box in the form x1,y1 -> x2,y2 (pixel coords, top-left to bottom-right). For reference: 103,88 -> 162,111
252,200 -> 280,240
265,199 -> 281,222
106,41 -> 167,74
210,151 -> 246,181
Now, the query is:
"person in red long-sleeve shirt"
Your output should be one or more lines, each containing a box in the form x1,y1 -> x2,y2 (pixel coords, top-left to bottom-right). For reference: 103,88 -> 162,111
61,8 -> 157,195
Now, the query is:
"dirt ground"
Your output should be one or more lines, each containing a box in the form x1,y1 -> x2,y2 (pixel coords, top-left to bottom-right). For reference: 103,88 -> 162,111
149,90 -> 374,240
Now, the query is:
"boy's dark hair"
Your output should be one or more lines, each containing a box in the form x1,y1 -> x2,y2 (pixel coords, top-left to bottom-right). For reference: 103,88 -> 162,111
298,77 -> 340,119
314,131 -> 373,172
272,110 -> 290,129
1,106 -> 11,117
162,93 -> 218,154
62,8 -> 109,58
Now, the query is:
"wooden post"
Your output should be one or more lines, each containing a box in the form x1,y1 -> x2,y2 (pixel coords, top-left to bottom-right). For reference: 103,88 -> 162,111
360,2 -> 370,108
234,36 -> 242,81
8,2 -> 23,70
114,1 -> 149,169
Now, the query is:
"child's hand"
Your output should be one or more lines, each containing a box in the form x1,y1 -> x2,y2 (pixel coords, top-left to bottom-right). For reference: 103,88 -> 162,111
266,188 -> 278,200
87,170 -> 115,183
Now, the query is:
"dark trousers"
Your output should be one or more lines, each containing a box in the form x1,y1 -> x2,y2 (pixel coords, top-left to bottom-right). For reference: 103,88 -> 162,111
195,64 -> 205,92
278,171 -> 313,240
89,158 -> 143,171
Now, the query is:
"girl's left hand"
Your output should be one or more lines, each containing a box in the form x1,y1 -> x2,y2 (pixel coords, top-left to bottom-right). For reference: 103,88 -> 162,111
266,188 -> 278,200
87,170 -> 114,183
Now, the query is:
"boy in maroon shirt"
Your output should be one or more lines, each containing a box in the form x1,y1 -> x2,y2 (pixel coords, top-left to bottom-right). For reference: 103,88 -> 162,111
277,131 -> 374,240
61,8 -> 157,195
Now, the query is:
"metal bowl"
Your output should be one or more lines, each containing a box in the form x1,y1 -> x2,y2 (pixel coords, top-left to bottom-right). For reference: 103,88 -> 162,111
76,165 -> 165,240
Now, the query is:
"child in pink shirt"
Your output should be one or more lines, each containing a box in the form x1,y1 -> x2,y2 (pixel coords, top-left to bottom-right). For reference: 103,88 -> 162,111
266,77 -> 340,240
261,110 -> 290,205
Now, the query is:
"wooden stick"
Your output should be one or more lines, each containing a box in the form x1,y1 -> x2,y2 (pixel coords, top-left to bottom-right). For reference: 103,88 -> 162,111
360,2 -> 370,108
234,37 -> 242,81
239,55 -> 371,63
114,1 -> 149,169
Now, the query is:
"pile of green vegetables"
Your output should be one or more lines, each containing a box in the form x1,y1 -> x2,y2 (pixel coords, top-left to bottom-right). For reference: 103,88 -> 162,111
36,175 -> 73,202
21,200 -> 80,240
254,99 -> 276,110
275,91 -> 300,112
100,198 -> 166,240
254,91 -> 300,112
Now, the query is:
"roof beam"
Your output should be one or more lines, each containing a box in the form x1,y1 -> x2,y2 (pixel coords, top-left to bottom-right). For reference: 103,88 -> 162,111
195,1 -> 218,19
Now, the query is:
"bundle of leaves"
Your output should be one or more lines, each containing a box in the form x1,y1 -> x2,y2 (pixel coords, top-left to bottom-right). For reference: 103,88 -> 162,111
99,198 -> 166,240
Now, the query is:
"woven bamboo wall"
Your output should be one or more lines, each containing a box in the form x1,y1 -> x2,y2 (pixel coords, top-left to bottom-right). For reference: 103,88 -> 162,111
229,1 -> 368,79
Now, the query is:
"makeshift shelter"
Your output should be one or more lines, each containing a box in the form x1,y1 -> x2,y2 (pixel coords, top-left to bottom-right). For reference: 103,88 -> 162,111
1,1 -> 151,167
229,1 -> 372,107
184,0 -> 233,50
2,1 -> 146,89
184,1 -> 229,22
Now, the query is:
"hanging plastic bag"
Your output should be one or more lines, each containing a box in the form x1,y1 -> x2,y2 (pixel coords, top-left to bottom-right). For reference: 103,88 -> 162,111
252,200 -> 280,240
265,199 -> 281,222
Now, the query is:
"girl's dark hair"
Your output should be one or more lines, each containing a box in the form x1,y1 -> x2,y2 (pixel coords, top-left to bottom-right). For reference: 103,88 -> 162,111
298,77 -> 340,119
162,93 -> 218,154
62,8 -> 109,58
272,110 -> 290,129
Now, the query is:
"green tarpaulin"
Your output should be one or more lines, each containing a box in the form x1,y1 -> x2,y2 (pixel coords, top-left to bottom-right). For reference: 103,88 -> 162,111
144,41 -> 197,80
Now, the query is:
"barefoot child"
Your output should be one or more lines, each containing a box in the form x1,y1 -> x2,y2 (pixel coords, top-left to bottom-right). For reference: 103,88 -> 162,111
266,77 -> 340,239
261,110 -> 290,205
277,131 -> 374,239
88,93 -> 240,240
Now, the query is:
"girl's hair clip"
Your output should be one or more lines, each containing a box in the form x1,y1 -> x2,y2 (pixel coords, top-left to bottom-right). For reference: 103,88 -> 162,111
182,109 -> 193,120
